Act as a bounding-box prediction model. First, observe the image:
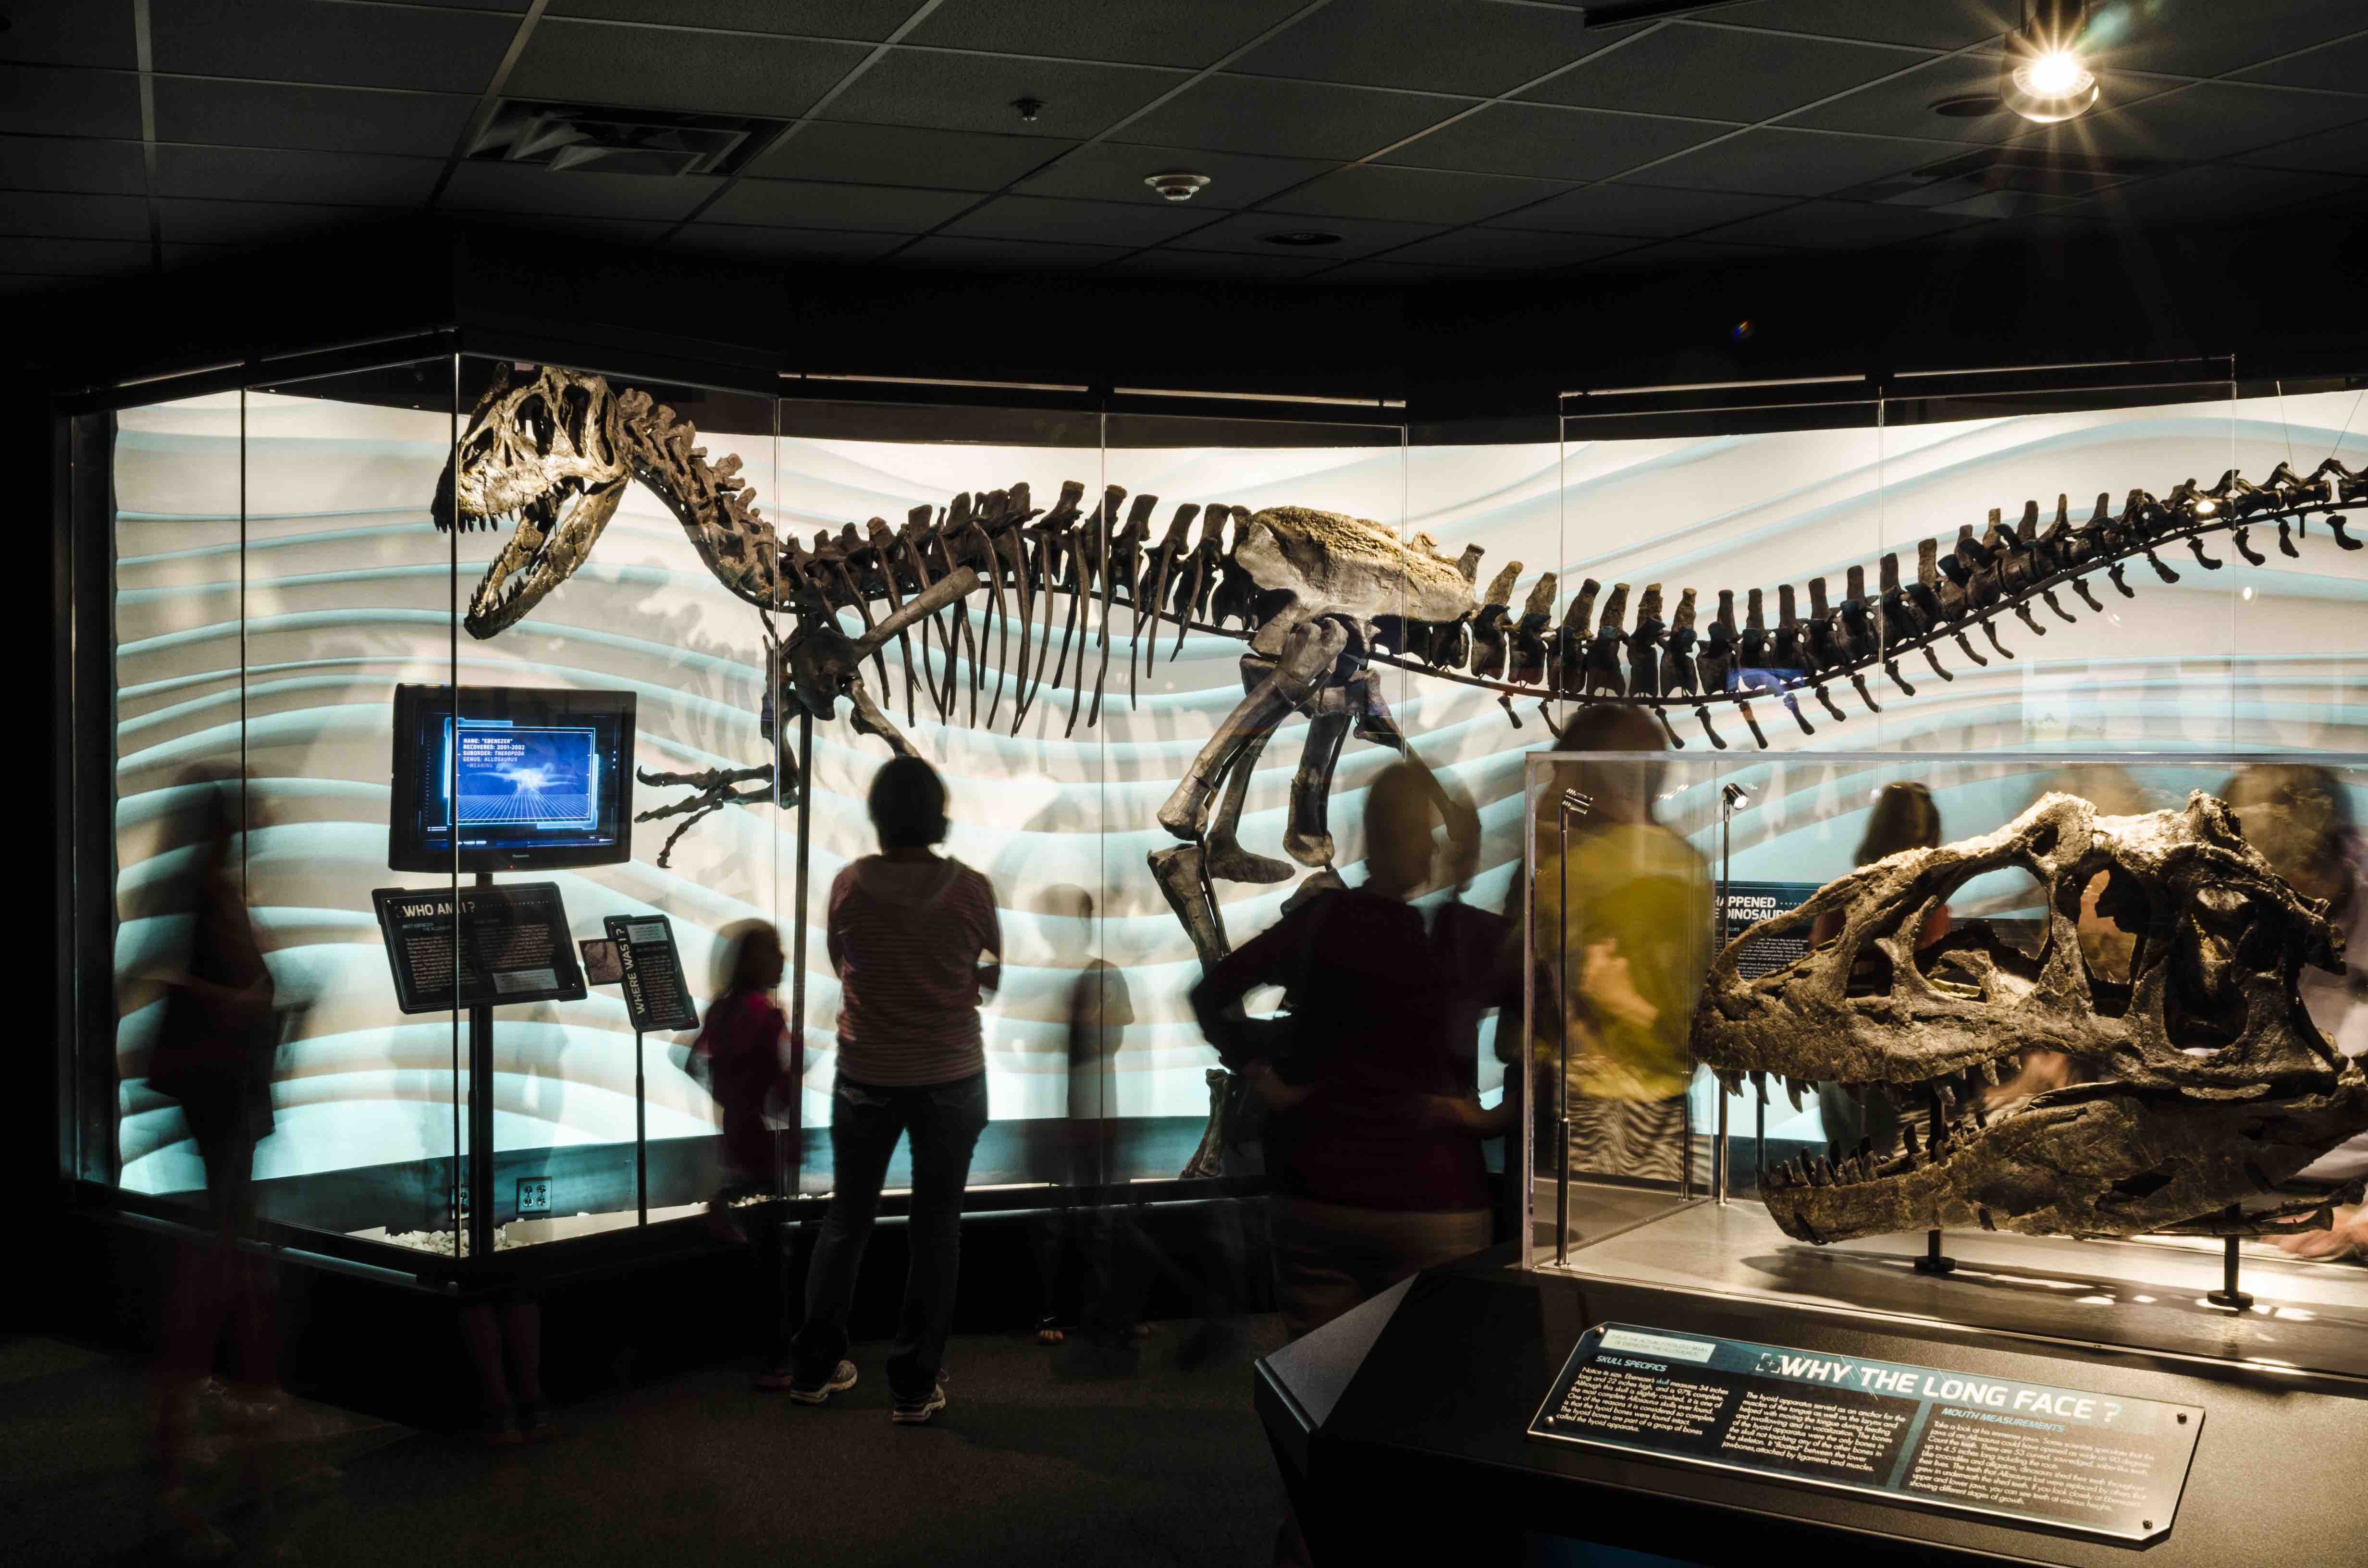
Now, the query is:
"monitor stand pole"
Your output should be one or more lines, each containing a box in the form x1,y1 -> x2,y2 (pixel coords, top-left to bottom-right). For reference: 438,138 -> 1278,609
468,870 -> 497,1263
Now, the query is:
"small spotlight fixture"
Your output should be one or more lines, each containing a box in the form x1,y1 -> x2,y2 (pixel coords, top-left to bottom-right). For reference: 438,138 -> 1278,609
1261,230 -> 1343,247
1011,96 -> 1046,124
1145,171 -> 1211,203
1560,789 -> 1593,820
2001,0 -> 2098,124
1720,782 -> 1752,813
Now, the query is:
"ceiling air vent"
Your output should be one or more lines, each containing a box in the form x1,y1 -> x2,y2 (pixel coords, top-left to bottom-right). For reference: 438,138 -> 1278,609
467,100 -> 786,177
1838,148 -> 2172,219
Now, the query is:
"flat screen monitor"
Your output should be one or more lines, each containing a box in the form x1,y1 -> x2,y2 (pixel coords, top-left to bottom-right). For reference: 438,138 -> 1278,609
389,685 -> 636,872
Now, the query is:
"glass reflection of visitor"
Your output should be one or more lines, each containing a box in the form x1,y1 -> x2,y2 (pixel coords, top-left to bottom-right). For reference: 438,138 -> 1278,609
1526,706 -> 1711,1187
1810,783 -> 1949,1154
2220,765 -> 2368,1259
691,920 -> 794,1241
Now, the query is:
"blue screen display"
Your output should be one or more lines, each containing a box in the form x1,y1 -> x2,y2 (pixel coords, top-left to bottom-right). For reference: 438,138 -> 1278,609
442,720 -> 602,836
391,686 -> 634,870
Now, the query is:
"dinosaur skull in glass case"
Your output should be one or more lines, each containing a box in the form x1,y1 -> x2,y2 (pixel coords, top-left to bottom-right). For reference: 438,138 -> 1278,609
1693,791 -> 2368,1242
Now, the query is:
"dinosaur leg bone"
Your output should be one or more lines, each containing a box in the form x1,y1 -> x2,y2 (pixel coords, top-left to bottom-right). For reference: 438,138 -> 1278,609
1156,618 -> 1349,844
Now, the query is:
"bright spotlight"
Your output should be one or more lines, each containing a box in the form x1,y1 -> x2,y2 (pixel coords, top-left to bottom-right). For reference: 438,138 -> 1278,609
2002,2 -> 2099,124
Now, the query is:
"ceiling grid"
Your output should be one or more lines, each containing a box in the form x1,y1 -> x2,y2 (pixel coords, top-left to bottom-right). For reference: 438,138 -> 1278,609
2,0 -> 2365,294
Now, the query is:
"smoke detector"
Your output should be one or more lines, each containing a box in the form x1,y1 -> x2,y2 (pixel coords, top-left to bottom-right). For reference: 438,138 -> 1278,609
1145,171 -> 1212,203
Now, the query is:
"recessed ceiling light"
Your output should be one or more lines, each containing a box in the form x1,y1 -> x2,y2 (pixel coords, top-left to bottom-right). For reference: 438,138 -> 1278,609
2002,0 -> 2099,123
1261,231 -> 1343,247
1930,94 -> 2004,118
1145,171 -> 1211,202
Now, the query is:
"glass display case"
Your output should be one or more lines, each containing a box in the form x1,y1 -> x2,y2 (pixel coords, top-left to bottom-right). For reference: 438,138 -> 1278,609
1520,748 -> 2368,1380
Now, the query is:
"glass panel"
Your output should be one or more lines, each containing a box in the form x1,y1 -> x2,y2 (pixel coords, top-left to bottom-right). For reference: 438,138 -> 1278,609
774,395 -> 1101,1206
451,358 -> 783,1247
1529,747 -> 2368,1383
111,390 -> 249,1206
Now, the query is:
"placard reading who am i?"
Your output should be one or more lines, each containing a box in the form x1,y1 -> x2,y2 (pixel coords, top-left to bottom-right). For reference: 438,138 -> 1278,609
1529,1323 -> 2201,1544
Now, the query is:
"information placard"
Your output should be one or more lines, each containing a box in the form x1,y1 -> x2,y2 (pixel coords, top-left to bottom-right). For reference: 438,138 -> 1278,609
1714,880 -> 1822,978
1529,1323 -> 2199,1544
370,883 -> 587,1014
604,913 -> 699,1033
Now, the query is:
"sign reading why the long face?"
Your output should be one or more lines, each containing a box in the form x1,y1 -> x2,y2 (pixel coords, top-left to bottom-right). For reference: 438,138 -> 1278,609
1530,1323 -> 2201,1544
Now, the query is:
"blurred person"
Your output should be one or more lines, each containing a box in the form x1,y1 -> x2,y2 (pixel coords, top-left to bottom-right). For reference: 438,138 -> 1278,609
1524,705 -> 1712,1187
1192,757 -> 1509,1340
692,920 -> 796,1241
1028,886 -> 1138,1349
458,1295 -> 551,1446
786,756 -> 1001,1424
1810,783 -> 1951,1153
144,764 -> 286,1530
2219,765 -> 2368,1260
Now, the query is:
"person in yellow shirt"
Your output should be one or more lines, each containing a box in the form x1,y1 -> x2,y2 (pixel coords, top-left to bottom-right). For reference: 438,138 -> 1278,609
1521,705 -> 1712,1185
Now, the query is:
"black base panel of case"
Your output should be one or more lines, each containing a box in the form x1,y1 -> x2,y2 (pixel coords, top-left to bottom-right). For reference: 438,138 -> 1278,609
1254,1245 -> 2368,1566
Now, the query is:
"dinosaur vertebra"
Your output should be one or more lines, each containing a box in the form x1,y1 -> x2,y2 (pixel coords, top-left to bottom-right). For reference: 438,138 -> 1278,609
1693,792 -> 2368,1243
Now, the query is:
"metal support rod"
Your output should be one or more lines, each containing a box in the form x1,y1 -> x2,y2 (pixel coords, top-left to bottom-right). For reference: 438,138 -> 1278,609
1554,804 -> 1572,1266
1913,1226 -> 1957,1275
1712,792 -> 1737,1207
789,707 -> 814,1200
634,1028 -> 647,1226
2208,1208 -> 2253,1309
467,870 -> 495,1264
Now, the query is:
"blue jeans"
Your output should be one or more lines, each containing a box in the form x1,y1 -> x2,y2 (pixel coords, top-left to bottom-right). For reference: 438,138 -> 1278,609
791,1072 -> 988,1399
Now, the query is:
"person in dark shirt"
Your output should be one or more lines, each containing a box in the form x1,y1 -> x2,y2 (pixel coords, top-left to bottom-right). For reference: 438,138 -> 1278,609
1192,758 -> 1511,1340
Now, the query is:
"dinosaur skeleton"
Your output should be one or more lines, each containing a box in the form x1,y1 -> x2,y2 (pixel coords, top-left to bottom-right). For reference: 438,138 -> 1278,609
432,366 -> 2365,1170
1693,792 -> 2368,1243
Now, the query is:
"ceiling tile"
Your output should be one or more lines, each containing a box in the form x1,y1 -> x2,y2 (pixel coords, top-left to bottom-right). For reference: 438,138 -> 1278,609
0,236 -> 152,275
0,135 -> 148,196
1625,128 -> 1970,196
1779,53 -> 2186,145
154,198 -> 397,245
0,192 -> 149,240
0,3 -> 137,67
0,65 -> 142,140
1377,103 -> 1734,183
368,0 -> 530,10
1526,22 -> 1919,122
1161,211 -> 1446,259
821,50 -> 1189,139
1119,75 -> 1470,162
153,145 -> 444,206
1582,235 -> 1801,271
470,214 -> 675,245
1694,197 -> 1985,248
889,234 -> 1132,270
548,0 -> 919,39
1264,164 -> 1571,225
2073,162 -> 2360,219
1699,0 -> 2017,50
1314,258 -> 1497,283
505,19 -> 872,118
1020,142 -> 1337,208
753,123 -> 1073,190
1489,182 -> 1795,236
941,193 -> 1214,246
702,176 -> 979,231
673,222 -> 911,261
2233,30 -> 2368,93
2079,0 -> 2368,78
151,0 -> 519,95
906,0 -> 1313,69
150,77 -> 478,155
1097,249 -> 1339,280
1233,0 -> 1635,98
2232,119 -> 2368,173
442,162 -> 724,219
2009,80 -> 2368,163
1381,228 -> 1643,269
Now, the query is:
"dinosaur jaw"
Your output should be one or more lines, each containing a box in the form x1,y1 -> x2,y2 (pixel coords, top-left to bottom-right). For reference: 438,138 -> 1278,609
1763,1065 -> 2368,1242
462,476 -> 626,637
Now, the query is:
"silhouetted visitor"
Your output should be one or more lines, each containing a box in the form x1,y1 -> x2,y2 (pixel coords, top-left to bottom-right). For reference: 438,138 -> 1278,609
458,1295 -> 551,1446
1029,885 -> 1137,1349
787,756 -> 1001,1423
1523,704 -> 1711,1187
1193,758 -> 1508,1337
1811,782 -> 1950,1152
145,764 -> 286,1538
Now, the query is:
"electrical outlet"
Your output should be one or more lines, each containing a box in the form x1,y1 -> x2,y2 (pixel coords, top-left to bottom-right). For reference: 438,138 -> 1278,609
516,1176 -> 552,1215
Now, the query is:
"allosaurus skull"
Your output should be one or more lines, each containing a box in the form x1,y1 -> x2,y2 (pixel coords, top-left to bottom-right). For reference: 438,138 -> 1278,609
433,364 -> 631,637
1693,791 -> 2368,1242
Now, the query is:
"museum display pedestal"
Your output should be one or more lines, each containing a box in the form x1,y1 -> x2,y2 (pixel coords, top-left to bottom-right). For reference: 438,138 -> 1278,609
1255,1242 -> 2368,1566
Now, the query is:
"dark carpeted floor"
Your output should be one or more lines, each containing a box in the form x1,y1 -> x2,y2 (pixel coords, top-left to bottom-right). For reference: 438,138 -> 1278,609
3,1318 -> 1291,1568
